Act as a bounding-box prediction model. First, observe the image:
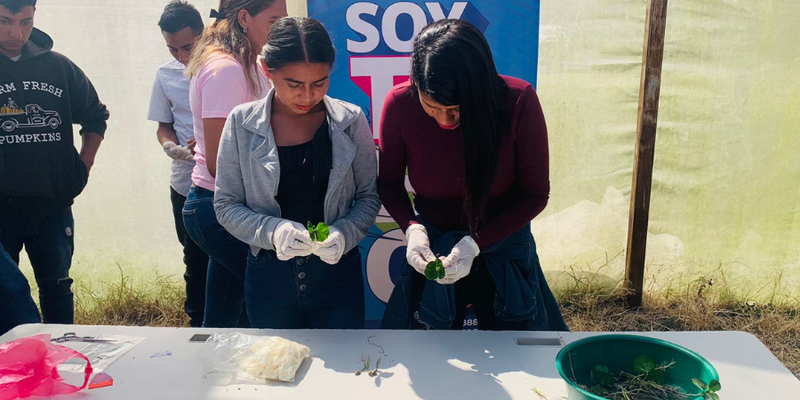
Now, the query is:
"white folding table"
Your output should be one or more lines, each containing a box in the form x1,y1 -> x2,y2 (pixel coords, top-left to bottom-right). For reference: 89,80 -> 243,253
2,324 -> 798,399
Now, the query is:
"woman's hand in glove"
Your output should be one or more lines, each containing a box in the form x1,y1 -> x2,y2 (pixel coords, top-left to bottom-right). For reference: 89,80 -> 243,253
272,220 -> 316,261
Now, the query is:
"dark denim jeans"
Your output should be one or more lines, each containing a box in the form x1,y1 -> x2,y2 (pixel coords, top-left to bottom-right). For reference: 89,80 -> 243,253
0,209 -> 74,324
245,248 -> 365,329
383,220 -> 568,331
0,241 -> 40,335
170,188 -> 209,328
182,185 -> 249,328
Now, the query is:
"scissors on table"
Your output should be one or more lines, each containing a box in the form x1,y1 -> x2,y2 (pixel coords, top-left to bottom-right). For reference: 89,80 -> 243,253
51,332 -> 117,343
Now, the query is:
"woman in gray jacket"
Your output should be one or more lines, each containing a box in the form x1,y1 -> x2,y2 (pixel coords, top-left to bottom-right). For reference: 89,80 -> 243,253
213,17 -> 380,329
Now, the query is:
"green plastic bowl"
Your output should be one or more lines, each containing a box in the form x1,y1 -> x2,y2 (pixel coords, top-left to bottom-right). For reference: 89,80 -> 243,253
555,334 -> 719,400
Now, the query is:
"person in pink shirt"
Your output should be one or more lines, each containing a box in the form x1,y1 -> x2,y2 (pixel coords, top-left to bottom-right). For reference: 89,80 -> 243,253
182,0 -> 287,328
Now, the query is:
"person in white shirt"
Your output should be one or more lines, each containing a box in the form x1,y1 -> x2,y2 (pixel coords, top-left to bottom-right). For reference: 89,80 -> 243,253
147,0 -> 208,327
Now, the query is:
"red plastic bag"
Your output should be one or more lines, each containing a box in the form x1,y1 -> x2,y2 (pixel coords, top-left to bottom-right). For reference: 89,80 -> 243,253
0,334 -> 92,400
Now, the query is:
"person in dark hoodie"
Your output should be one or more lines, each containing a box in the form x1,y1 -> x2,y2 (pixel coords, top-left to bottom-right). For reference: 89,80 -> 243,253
0,0 -> 110,325
0,145 -> 40,335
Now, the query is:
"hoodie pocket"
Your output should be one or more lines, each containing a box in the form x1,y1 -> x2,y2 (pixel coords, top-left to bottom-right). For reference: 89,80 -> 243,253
68,152 -> 89,199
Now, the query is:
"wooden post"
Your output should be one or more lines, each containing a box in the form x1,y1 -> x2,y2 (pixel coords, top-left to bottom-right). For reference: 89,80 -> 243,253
624,0 -> 669,307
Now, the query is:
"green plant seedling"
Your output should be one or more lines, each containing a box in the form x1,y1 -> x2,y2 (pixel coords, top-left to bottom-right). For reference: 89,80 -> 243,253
584,356 -> 693,400
633,356 -> 656,375
693,378 -> 722,400
307,222 -> 330,242
591,364 -> 616,387
355,354 -> 382,377
355,355 -> 371,376
633,355 -> 665,384
424,258 -> 445,280
369,356 -> 382,377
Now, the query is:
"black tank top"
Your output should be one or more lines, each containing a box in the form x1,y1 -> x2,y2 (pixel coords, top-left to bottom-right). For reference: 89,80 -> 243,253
275,119 -> 332,225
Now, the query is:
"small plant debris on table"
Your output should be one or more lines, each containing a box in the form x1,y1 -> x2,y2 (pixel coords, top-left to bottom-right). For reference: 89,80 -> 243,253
307,222 -> 329,242
424,259 -> 445,280
355,355 -> 381,377
575,355 -> 721,400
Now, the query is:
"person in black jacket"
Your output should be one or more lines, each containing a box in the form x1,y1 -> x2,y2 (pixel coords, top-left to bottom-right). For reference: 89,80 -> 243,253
0,0 -> 110,326
0,145 -> 40,335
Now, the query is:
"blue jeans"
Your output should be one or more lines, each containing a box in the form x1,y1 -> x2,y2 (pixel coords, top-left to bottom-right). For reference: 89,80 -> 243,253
0,209 -> 74,324
383,220 -> 568,331
182,186 -> 249,328
170,188 -> 209,327
0,241 -> 40,334
245,248 -> 365,329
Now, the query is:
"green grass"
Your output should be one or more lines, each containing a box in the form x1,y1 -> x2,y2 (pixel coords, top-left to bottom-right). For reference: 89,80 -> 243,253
73,264 -> 188,327
555,266 -> 800,377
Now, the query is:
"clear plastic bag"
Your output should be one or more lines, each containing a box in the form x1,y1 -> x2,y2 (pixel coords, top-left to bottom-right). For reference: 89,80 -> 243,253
209,333 -> 310,383
58,335 -> 145,374
0,334 -> 92,400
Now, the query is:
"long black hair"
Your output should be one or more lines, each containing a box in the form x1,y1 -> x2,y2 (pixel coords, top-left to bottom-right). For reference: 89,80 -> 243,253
411,19 -> 508,235
262,17 -> 335,70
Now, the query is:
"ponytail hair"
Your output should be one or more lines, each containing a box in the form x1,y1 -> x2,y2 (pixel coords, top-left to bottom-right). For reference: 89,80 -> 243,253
185,0 -> 277,95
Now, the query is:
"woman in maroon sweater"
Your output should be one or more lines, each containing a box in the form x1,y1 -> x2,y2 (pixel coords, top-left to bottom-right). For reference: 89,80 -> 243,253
378,20 -> 567,331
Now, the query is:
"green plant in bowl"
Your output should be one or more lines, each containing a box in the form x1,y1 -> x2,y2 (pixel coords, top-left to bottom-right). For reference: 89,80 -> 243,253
555,335 -> 720,400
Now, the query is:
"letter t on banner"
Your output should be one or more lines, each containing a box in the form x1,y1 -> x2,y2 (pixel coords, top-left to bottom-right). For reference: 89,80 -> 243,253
350,56 -> 411,142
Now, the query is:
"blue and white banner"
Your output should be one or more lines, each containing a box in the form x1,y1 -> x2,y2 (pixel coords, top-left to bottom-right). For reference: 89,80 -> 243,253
308,0 -> 541,327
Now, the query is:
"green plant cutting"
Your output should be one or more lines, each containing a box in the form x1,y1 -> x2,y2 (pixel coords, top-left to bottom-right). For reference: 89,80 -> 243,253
424,259 -> 445,280
578,355 -> 721,400
307,222 -> 329,242
355,355 -> 381,377
692,378 -> 722,400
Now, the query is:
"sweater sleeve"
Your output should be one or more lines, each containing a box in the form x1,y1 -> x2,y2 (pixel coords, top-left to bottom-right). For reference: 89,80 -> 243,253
377,88 -> 418,232
65,57 -> 109,136
473,85 -> 550,249
213,110 -> 281,252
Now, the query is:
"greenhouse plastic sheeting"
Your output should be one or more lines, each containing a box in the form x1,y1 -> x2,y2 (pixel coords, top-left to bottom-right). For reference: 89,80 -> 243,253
536,0 -> 800,296
14,0 -> 798,299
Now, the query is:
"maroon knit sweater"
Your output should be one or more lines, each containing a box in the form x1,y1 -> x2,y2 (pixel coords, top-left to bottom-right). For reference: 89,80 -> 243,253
377,76 -> 550,249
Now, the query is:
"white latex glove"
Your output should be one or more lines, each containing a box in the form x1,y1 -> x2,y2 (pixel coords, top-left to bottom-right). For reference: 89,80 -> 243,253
314,226 -> 345,265
438,236 -> 480,285
272,220 -> 316,261
405,224 -> 436,275
162,141 -> 194,161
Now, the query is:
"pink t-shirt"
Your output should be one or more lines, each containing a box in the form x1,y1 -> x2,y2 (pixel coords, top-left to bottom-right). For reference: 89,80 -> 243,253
189,54 -> 270,191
